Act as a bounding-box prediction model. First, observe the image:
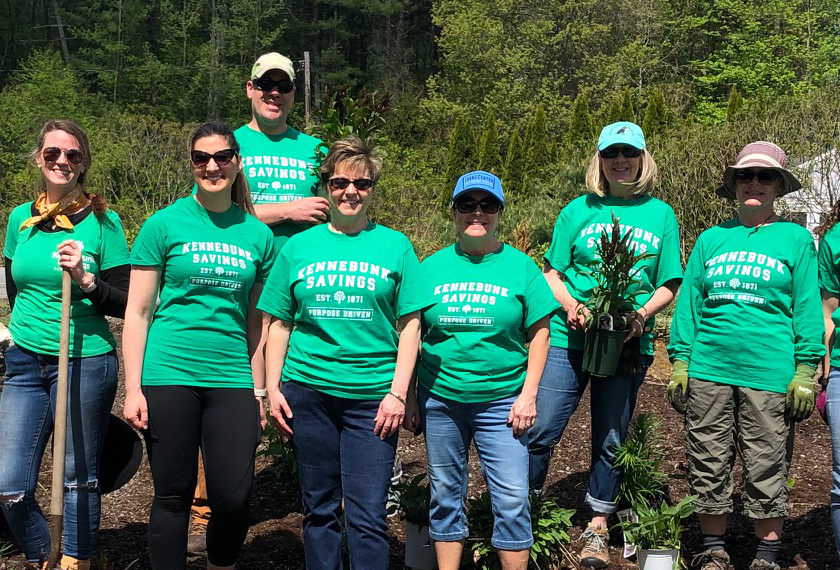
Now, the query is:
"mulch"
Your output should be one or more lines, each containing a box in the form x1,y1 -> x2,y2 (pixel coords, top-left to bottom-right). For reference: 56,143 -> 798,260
0,340 -> 835,569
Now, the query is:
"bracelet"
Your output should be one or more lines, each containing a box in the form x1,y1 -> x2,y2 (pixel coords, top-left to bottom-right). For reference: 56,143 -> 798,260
388,391 -> 406,406
254,388 -> 267,397
80,275 -> 97,293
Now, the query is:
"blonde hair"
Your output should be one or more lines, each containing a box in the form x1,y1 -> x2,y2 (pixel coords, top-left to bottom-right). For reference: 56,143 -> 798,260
584,149 -> 658,197
320,136 -> 383,184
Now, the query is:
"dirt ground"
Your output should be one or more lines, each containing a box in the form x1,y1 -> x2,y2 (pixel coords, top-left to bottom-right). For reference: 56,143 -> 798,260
0,339 -> 835,569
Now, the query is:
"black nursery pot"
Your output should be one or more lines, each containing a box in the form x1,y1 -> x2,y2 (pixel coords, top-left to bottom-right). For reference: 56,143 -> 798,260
582,328 -> 626,377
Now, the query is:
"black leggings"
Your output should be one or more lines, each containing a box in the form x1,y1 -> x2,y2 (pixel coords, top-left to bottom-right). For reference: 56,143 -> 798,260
143,385 -> 261,569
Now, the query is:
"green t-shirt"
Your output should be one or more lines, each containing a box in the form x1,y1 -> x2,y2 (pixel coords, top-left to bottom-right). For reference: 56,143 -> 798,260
3,204 -> 129,357
668,218 -> 824,393
130,197 -> 275,388
544,194 -> 683,355
817,225 -> 840,368
235,124 -> 323,250
257,222 -> 429,399
418,243 -> 559,403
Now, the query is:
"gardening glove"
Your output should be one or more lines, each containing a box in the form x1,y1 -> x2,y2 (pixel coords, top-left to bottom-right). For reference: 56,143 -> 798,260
667,360 -> 689,415
786,364 -> 817,422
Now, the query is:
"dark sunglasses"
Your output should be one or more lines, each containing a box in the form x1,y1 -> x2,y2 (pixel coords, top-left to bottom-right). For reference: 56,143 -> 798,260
734,169 -> 781,184
327,177 -> 373,190
252,76 -> 295,94
454,197 -> 502,214
42,147 -> 84,165
599,145 -> 643,159
190,149 -> 236,168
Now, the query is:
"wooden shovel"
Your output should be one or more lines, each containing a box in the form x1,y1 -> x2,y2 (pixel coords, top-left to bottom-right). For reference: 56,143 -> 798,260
47,270 -> 72,569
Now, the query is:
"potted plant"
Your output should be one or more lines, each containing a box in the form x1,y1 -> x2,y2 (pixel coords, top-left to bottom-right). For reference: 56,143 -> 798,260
616,495 -> 696,570
396,472 -> 436,570
581,213 -> 653,376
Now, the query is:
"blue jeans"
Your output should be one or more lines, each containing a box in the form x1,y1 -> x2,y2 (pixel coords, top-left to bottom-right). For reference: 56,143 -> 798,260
527,346 -> 650,514
0,344 -> 118,562
284,381 -> 397,570
826,367 -> 840,561
420,388 -> 532,550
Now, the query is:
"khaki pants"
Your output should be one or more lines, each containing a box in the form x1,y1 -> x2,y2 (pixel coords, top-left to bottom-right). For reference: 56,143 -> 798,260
685,378 -> 794,519
191,451 -> 210,526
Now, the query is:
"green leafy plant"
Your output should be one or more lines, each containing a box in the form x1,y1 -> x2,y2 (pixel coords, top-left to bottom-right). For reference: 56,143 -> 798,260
257,423 -> 298,482
396,472 -> 431,527
310,88 -> 391,146
583,213 -> 654,331
468,491 -> 575,570
616,495 -> 696,552
613,413 -> 668,511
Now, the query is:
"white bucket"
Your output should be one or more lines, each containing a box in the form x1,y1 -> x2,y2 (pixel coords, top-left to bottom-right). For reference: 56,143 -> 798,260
404,523 -> 437,570
637,548 -> 678,570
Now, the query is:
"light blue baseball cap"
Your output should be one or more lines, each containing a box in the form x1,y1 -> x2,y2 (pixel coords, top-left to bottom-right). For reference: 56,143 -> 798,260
452,171 -> 505,205
597,121 -> 646,151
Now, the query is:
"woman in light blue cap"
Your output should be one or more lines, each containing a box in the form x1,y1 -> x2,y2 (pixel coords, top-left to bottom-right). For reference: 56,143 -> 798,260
526,122 -> 682,567
410,170 -> 558,570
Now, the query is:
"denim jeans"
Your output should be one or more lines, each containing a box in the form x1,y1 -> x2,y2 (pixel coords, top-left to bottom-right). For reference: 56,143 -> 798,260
283,381 -> 397,570
419,388 -> 532,550
527,346 -> 650,514
0,344 -> 118,562
826,367 -> 840,561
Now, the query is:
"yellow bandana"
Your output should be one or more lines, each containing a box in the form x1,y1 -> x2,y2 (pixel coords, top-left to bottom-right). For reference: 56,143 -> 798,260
20,188 -> 89,231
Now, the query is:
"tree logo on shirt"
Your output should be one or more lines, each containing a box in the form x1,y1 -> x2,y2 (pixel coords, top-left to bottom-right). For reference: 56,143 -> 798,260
729,278 -> 741,288
334,291 -> 347,304
272,181 -> 283,190
462,304 -> 472,313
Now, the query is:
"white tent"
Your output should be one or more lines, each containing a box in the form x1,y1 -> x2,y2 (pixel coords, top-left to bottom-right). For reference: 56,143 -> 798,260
780,148 -> 840,241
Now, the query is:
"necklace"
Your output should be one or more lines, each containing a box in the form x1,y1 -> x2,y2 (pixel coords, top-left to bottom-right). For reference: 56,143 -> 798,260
741,210 -> 778,235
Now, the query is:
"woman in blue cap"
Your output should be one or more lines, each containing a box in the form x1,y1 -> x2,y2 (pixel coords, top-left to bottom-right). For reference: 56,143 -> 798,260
411,171 -> 558,570
527,122 -> 682,567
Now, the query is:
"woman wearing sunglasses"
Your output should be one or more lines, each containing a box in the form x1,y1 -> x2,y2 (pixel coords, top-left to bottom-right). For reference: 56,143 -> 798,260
123,121 -> 275,569
258,136 -> 427,570
527,121 -> 683,568
0,119 -> 129,569
669,141 -> 823,570
414,171 -> 557,570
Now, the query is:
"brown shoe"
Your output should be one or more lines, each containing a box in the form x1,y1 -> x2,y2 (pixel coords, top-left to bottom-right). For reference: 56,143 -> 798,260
579,523 -> 609,568
748,559 -> 780,570
692,549 -> 732,570
187,522 -> 207,556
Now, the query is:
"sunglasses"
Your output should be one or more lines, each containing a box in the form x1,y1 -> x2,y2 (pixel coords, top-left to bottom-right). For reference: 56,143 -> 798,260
454,197 -> 502,214
190,149 -> 236,168
42,147 -> 84,165
599,145 -> 643,159
327,177 -> 373,190
252,76 -> 295,94
734,169 -> 781,184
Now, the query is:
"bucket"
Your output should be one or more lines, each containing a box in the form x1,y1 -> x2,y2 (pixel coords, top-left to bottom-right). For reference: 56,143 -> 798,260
637,548 -> 678,570
582,328 -> 626,377
405,523 -> 437,570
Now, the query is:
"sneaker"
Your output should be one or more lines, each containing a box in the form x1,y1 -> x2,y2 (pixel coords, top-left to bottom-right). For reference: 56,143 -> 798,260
186,522 -> 207,556
691,549 -> 732,570
579,523 -> 609,568
749,559 -> 780,570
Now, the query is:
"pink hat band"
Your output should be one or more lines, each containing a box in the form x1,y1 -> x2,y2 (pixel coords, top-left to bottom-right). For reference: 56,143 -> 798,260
715,140 -> 802,199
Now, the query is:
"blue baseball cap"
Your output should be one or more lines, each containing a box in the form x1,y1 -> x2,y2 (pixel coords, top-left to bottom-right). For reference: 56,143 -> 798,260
597,121 -> 646,151
452,171 -> 505,205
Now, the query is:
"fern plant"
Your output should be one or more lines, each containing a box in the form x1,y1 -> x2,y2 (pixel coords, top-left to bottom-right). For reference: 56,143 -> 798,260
613,413 -> 667,511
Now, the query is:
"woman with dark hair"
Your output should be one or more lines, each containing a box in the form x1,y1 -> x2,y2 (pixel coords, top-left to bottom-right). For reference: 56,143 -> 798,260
816,199 -> 840,565
669,141 -> 824,570
259,136 -> 427,570
123,121 -> 274,569
0,119 -> 129,569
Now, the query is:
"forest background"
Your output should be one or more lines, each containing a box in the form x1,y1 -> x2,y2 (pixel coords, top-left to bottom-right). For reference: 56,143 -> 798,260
2,0 -> 840,262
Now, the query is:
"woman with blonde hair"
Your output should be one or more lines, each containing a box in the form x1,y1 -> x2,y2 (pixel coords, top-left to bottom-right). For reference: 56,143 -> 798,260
527,121 -> 682,568
0,119 -> 130,569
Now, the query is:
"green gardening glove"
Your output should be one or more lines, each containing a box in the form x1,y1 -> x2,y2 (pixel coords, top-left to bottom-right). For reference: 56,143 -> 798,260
786,364 -> 817,422
667,360 -> 689,415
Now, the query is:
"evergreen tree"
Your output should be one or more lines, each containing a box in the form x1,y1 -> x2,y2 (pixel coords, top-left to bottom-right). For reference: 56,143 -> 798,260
619,91 -> 635,123
726,86 -> 744,122
504,128 -> 527,203
605,96 -> 623,124
642,88 -> 668,138
525,105 -> 549,181
565,92 -> 596,156
478,107 -> 503,176
443,112 -> 476,206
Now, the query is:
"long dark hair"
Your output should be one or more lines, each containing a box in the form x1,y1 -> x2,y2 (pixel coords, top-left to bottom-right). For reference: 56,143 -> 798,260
29,119 -> 108,215
190,122 -> 255,215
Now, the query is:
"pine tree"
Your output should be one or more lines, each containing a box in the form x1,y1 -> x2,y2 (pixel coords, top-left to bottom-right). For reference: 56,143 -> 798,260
565,92 -> 596,156
619,91 -> 635,123
726,86 -> 744,122
642,88 -> 668,138
478,107 -> 503,176
524,105 -> 548,181
605,96 -> 623,124
504,129 -> 527,203
443,112 -> 476,206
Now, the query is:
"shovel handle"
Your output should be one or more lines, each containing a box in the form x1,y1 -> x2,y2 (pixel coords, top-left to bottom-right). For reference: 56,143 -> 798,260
48,270 -> 72,568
